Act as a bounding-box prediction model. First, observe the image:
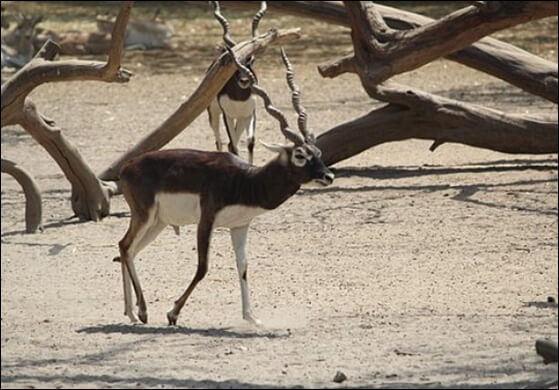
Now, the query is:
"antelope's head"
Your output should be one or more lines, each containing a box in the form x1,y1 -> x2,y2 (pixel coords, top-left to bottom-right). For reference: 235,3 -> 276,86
227,45 -> 334,187
212,1 -> 266,90
9,13 -> 42,47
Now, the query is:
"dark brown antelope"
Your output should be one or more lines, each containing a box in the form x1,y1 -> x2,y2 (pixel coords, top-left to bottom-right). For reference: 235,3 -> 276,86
207,1 -> 267,164
114,47 -> 334,326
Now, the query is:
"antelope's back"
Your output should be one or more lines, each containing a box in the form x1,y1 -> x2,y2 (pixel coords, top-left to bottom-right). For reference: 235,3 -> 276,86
120,149 -> 251,196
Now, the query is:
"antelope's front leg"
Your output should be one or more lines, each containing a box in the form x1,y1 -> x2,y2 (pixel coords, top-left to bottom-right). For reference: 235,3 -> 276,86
208,101 -> 223,151
237,114 -> 255,164
230,225 -> 261,326
223,114 -> 240,156
167,212 -> 214,326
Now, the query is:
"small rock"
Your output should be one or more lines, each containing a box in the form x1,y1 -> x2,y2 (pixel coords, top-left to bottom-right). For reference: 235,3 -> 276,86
333,371 -> 347,383
547,296 -> 556,303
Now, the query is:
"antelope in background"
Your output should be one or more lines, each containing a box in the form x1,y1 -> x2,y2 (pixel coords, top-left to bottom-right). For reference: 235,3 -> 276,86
96,8 -> 175,51
1,7 -> 10,29
1,13 -> 42,69
26,8 -> 175,55
207,1 -> 267,164
114,47 -> 334,326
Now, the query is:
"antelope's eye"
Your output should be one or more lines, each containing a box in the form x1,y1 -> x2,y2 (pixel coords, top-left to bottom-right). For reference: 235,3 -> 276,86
291,148 -> 307,167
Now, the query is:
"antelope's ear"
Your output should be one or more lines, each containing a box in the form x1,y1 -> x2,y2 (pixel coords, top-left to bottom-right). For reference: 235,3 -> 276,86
260,140 -> 289,164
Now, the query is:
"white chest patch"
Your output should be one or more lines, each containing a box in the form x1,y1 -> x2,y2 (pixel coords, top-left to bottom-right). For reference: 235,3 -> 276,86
218,95 -> 256,119
155,192 -> 266,229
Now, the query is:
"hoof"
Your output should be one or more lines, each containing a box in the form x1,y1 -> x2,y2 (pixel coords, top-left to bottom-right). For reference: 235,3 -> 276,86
125,312 -> 139,323
167,311 -> 177,326
244,313 -> 263,327
138,311 -> 148,324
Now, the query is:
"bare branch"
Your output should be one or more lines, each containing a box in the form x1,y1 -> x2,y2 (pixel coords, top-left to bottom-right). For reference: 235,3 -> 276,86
15,100 -> 112,220
340,1 -> 557,89
106,0 -> 132,74
317,54 -> 357,78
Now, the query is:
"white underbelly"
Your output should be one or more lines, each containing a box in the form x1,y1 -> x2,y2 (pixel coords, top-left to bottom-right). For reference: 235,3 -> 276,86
155,192 -> 266,228
218,95 -> 256,119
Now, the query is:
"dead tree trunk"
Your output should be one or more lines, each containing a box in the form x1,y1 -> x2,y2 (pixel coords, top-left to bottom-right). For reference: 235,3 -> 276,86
1,158 -> 43,233
315,1 -> 557,165
1,2 -> 132,222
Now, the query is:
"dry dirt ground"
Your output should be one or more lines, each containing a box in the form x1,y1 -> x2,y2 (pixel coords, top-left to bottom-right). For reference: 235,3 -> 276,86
1,2 -> 558,389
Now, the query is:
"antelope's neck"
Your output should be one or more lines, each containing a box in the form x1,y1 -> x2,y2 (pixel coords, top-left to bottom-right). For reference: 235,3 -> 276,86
220,77 -> 253,101
243,159 -> 300,210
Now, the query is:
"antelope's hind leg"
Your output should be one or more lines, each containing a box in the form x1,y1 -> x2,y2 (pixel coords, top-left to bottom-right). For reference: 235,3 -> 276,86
118,210 -> 166,324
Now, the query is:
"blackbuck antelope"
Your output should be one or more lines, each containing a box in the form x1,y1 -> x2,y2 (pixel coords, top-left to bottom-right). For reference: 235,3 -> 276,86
207,1 -> 267,164
114,47 -> 334,326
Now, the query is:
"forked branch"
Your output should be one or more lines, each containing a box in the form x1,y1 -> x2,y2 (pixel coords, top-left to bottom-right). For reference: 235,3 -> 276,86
330,1 -> 558,90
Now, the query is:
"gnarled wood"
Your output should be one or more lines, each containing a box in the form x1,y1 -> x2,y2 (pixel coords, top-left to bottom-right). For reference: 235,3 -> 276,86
316,83 -> 558,166
99,27 -> 300,181
1,158 -> 43,233
337,1 -> 557,88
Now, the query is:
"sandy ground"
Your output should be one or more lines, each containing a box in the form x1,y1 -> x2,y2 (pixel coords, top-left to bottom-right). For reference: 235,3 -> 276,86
1,3 -> 558,388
